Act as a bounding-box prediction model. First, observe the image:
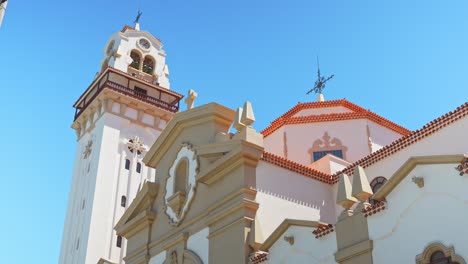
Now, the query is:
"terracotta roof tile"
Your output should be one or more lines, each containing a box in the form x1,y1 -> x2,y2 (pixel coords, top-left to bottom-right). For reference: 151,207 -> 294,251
249,251 -> 268,264
335,102 -> 468,179
362,202 -> 387,217
261,99 -> 410,137
312,223 -> 334,239
121,25 -> 135,33
261,152 -> 334,184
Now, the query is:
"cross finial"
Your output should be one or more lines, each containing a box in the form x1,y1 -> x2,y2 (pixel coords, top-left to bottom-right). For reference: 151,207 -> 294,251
185,89 -> 198,110
306,57 -> 334,102
134,9 -> 143,30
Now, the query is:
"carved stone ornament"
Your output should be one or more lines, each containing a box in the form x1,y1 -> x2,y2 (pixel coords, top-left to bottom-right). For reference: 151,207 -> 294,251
164,144 -> 199,226
308,132 -> 348,162
284,236 -> 294,245
416,242 -> 466,264
127,136 -> 146,155
83,140 -> 93,159
412,176 -> 424,188
455,157 -> 468,176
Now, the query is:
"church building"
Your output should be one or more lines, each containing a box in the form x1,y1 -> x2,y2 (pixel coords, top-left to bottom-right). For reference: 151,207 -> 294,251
60,22 -> 468,264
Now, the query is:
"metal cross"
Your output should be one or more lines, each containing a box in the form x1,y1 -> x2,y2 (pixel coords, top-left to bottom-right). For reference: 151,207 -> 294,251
306,58 -> 334,95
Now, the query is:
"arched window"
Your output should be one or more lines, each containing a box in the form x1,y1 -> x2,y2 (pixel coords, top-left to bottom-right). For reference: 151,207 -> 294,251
130,51 -> 141,70
125,159 -> 130,170
416,243 -> 465,264
369,176 -> 387,205
431,251 -> 451,264
174,159 -> 188,193
142,56 -> 154,74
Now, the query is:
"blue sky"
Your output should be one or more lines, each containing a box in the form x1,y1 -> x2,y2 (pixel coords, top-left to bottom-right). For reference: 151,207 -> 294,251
0,0 -> 467,263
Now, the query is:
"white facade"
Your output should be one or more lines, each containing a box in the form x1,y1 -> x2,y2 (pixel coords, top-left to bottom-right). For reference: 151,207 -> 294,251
59,25 -> 182,264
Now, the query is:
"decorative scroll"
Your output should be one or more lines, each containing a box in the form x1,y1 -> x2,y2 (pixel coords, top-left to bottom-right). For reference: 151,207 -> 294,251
308,132 -> 348,162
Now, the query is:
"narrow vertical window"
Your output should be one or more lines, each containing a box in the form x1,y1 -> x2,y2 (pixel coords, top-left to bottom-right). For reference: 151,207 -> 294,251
121,195 -> 127,207
136,162 -> 142,173
81,199 -> 86,210
125,159 -> 130,170
76,238 -> 80,250
116,236 -> 122,248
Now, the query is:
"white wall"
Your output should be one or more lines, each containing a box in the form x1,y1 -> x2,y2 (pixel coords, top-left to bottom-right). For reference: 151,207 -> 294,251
149,251 -> 166,264
369,163 -> 468,263
187,228 -> 209,263
256,161 -> 336,243
268,226 -> 337,264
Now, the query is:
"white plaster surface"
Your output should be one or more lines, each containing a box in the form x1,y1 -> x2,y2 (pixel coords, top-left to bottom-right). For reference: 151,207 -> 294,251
187,228 -> 209,264
369,163 -> 468,263
292,106 -> 352,117
149,251 -> 166,264
268,226 -> 337,264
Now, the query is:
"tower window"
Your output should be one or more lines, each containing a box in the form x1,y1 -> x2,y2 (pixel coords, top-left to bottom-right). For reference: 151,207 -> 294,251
76,238 -> 80,250
125,159 -> 130,170
136,162 -> 142,173
116,236 -> 122,248
81,199 -> 86,210
130,51 -> 141,69
142,56 -> 154,74
121,195 -> 127,207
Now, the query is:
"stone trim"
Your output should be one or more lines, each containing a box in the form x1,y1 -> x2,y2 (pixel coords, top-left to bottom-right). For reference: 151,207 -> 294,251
335,240 -> 373,263
373,155 -> 467,201
416,242 -> 466,264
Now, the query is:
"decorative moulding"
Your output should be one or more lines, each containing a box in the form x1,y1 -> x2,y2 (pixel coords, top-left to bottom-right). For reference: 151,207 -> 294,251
164,143 -> 199,226
416,242 -> 466,264
412,176 -> 424,188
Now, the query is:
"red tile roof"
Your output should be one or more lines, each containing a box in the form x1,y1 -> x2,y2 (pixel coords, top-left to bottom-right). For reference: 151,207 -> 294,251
249,251 -> 268,264
261,99 -> 410,137
312,224 -> 334,239
362,201 -> 387,217
121,25 -> 135,33
261,152 -> 334,184
336,102 -> 468,179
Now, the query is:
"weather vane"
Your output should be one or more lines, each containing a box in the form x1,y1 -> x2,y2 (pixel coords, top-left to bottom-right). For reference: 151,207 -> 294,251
134,9 -> 143,24
306,58 -> 334,96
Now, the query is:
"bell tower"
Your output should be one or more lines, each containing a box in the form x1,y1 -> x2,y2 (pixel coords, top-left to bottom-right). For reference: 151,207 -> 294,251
59,23 -> 183,264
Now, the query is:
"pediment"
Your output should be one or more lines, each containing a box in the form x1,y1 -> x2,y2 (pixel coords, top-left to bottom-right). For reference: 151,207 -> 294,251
143,103 -> 236,168
115,182 -> 159,237
372,154 -> 467,201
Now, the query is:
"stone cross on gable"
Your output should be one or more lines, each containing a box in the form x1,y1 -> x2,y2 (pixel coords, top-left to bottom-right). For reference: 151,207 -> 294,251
185,89 -> 198,110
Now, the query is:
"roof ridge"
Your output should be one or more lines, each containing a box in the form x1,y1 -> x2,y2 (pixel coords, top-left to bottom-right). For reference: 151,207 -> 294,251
334,102 -> 468,179
261,151 -> 334,184
261,99 -> 409,137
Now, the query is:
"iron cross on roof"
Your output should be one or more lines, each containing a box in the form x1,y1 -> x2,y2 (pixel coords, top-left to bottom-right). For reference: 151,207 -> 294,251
306,58 -> 334,95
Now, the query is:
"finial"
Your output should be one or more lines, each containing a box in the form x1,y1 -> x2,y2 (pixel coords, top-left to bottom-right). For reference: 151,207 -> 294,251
0,0 -> 8,27
306,57 -> 334,102
351,166 -> 373,202
241,101 -> 255,126
233,108 -> 245,132
337,173 -> 357,220
184,89 -> 198,110
134,9 -> 143,31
